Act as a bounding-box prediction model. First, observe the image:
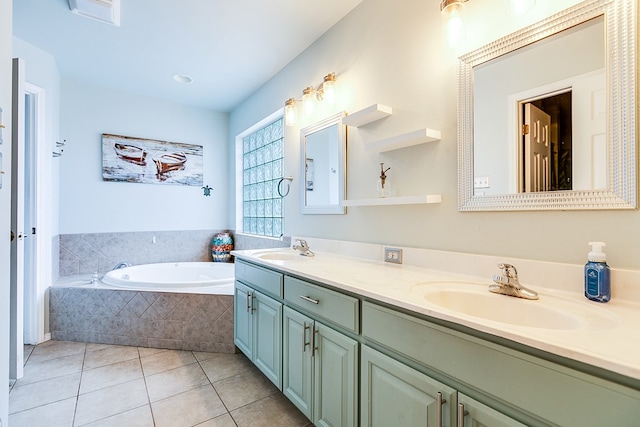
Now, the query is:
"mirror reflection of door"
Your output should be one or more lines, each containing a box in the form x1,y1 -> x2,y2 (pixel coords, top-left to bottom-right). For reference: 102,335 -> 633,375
520,90 -> 572,193
524,103 -> 551,192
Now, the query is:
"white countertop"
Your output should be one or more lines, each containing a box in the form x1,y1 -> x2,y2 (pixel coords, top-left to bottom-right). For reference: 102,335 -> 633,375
232,247 -> 640,382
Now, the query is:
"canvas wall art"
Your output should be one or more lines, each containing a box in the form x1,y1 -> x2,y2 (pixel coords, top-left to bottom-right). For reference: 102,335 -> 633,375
102,134 -> 203,186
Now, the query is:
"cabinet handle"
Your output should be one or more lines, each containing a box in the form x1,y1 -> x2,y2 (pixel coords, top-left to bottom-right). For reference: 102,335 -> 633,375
250,293 -> 256,312
457,403 -> 468,427
436,392 -> 447,427
246,292 -> 251,313
299,295 -> 319,304
303,322 -> 310,352
312,326 -> 319,357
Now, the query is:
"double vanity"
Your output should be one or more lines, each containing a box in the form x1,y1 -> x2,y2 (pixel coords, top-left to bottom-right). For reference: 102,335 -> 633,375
232,244 -> 640,427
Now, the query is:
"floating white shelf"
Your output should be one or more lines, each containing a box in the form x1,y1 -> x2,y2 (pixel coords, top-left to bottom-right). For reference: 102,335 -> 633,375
343,104 -> 393,127
343,195 -> 442,206
366,128 -> 441,153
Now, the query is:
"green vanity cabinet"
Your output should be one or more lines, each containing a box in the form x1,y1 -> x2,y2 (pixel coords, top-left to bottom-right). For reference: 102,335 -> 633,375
361,345 -> 456,427
362,301 -> 640,426
233,281 -> 253,357
235,259 -> 640,427
283,306 -> 313,418
457,393 -> 527,427
233,281 -> 282,389
283,305 -> 358,427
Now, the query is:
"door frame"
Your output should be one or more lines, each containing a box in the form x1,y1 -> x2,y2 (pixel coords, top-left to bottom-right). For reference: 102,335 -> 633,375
23,82 -> 49,345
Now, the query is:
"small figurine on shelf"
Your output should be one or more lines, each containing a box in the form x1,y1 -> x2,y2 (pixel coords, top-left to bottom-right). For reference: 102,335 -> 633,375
377,162 -> 393,198
211,231 -> 233,262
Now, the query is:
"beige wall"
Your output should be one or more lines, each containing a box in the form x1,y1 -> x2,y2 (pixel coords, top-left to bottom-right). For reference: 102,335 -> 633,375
229,0 -> 640,269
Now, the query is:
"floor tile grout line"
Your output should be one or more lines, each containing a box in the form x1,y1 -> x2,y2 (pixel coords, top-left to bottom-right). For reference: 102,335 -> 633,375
71,342 -> 88,427
195,351 -> 239,427
139,346 -> 158,427
13,342 -> 308,427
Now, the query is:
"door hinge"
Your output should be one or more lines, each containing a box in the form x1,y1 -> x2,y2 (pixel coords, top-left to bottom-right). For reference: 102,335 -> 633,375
522,124 -> 530,135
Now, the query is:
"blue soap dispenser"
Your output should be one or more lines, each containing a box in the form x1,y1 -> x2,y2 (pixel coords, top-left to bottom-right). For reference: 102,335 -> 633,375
584,241 -> 610,303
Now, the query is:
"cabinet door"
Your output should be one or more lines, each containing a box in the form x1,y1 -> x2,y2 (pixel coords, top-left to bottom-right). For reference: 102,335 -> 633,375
233,281 -> 253,358
457,393 -> 527,427
283,306 -> 313,419
253,291 -> 282,390
361,345 -> 456,427
314,322 -> 358,427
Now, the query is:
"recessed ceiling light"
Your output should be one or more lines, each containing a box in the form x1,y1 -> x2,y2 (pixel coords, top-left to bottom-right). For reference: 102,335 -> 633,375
172,74 -> 193,84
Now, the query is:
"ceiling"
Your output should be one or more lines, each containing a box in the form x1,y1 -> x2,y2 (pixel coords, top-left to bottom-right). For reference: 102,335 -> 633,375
13,0 -> 362,111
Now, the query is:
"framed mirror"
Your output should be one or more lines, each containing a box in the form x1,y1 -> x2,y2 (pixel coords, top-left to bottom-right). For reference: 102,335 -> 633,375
458,0 -> 636,211
300,112 -> 347,214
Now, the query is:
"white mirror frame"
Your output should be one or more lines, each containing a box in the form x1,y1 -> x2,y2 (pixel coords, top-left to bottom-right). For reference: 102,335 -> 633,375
300,111 -> 347,214
458,0 -> 636,211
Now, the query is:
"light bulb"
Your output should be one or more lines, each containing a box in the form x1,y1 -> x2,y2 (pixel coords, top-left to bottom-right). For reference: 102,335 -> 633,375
446,11 -> 464,47
322,73 -> 336,104
284,98 -> 297,126
302,87 -> 315,115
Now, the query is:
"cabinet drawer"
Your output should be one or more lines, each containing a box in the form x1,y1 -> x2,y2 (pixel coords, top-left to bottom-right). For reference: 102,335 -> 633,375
363,301 -> 640,427
235,260 -> 283,298
284,276 -> 359,333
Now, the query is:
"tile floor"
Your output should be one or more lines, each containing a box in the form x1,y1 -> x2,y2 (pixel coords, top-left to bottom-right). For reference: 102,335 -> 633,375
9,340 -> 311,427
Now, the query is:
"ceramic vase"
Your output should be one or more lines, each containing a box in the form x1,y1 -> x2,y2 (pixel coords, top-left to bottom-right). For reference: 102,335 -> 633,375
211,232 -> 234,262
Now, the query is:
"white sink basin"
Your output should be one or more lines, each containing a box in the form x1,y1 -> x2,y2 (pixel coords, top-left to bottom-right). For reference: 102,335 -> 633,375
412,282 -> 619,331
252,250 -> 306,261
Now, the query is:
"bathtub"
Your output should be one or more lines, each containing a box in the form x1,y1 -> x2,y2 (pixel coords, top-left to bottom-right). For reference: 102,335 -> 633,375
50,261 -> 237,352
101,262 -> 235,294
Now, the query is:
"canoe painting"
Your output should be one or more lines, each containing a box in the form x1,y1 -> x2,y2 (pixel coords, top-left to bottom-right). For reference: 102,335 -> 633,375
102,134 -> 203,186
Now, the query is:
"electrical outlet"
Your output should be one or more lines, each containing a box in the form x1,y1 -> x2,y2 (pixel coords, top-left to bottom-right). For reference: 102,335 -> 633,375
474,176 -> 490,188
384,247 -> 403,264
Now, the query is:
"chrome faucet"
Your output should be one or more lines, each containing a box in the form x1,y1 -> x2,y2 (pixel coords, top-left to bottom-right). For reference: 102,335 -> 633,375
489,263 -> 539,300
292,239 -> 315,257
113,262 -> 132,270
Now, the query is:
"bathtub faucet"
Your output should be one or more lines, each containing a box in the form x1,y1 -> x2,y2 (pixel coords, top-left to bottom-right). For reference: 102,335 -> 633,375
292,239 -> 315,257
113,262 -> 132,270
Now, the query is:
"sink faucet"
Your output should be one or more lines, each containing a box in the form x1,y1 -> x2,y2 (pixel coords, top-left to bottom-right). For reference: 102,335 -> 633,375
292,239 -> 315,257
113,262 -> 132,270
489,263 -> 538,300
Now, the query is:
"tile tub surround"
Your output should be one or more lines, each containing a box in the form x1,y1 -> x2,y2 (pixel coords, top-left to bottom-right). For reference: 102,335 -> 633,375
9,341 -> 311,427
59,230 -> 290,277
49,286 -> 235,352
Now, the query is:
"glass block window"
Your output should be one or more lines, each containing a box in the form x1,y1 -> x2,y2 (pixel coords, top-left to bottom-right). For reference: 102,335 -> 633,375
242,117 -> 284,237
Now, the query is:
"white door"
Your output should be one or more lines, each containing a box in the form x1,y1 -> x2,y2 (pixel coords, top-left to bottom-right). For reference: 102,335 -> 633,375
10,58 -> 25,380
524,103 -> 551,192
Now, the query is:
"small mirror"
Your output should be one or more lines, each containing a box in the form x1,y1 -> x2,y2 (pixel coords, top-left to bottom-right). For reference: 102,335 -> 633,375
300,112 -> 346,214
458,0 -> 636,211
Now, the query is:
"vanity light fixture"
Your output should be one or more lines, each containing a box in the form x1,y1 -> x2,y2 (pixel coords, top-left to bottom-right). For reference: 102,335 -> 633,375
440,0 -> 469,47
440,0 -> 468,16
302,86 -> 316,115
283,72 -> 338,126
284,98 -> 297,126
